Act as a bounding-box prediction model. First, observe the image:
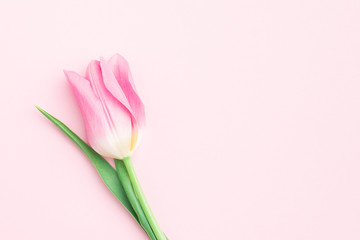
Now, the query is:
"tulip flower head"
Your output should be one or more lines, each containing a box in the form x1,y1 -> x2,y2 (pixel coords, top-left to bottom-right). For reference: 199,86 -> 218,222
65,54 -> 145,159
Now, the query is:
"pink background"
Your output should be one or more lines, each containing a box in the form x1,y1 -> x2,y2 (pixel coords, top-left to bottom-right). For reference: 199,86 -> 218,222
1,0 -> 360,239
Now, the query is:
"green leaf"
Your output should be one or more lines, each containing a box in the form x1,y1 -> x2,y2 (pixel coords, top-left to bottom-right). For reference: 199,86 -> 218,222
36,106 -> 139,223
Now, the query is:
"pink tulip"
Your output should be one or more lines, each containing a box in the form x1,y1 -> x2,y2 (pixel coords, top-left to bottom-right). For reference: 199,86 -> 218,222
64,54 -> 145,159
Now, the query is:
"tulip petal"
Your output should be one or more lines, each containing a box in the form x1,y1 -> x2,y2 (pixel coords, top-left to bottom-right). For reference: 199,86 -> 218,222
99,59 -> 139,151
98,58 -> 133,114
65,68 -> 132,159
103,54 -> 145,128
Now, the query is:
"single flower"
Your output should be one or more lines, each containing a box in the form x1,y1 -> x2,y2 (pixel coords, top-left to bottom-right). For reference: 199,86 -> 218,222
64,54 -> 145,159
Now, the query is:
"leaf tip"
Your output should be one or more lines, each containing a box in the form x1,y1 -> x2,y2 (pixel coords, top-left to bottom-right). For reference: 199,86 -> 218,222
35,105 -> 44,113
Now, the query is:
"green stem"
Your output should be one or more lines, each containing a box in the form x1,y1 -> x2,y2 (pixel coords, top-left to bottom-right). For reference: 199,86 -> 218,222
123,157 -> 167,240
114,159 -> 157,240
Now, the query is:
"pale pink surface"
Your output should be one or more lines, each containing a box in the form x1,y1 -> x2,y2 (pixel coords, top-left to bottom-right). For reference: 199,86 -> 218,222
1,0 -> 360,240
